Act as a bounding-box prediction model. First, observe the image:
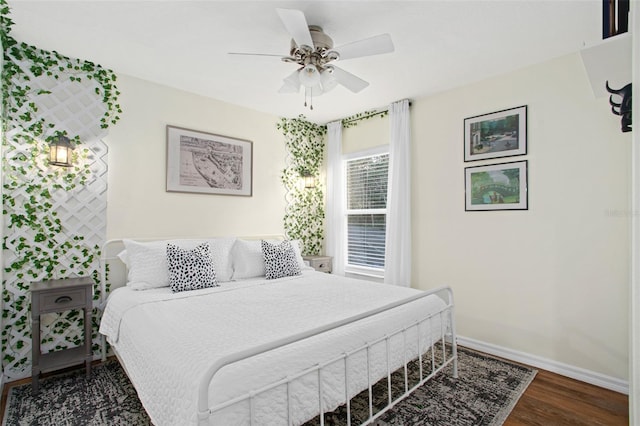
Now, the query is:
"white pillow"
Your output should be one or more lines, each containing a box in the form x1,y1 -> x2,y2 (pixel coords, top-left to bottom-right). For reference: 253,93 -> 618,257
231,238 -> 306,280
122,237 -> 236,290
117,249 -> 130,267
205,237 -> 236,282
123,239 -> 194,290
230,239 -> 266,280
290,240 -> 306,270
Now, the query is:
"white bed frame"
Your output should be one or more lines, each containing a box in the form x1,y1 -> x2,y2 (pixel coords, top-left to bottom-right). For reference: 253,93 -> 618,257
99,237 -> 458,426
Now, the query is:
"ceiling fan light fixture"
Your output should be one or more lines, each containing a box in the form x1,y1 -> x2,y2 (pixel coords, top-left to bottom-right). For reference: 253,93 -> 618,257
283,70 -> 301,89
299,64 -> 321,87
320,67 -> 338,93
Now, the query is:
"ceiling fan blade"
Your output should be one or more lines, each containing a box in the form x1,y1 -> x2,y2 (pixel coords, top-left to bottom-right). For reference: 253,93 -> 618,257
228,52 -> 287,57
333,34 -> 394,61
276,8 -> 314,48
330,66 -> 369,93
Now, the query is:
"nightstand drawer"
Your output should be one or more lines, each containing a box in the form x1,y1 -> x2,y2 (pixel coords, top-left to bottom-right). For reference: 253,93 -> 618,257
310,259 -> 331,273
303,256 -> 333,273
38,288 -> 88,312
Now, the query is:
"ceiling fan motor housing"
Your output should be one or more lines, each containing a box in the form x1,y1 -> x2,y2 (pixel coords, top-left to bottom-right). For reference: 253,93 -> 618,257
309,26 -> 333,50
289,25 -> 338,68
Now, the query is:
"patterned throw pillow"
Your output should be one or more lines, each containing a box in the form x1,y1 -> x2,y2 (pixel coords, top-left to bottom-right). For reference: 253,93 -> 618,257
166,243 -> 218,292
261,240 -> 302,280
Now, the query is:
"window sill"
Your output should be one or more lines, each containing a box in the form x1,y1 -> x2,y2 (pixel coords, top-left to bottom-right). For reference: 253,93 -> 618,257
344,266 -> 384,280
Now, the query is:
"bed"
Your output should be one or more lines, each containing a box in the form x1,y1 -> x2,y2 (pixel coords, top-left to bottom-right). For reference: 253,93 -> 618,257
99,236 -> 458,426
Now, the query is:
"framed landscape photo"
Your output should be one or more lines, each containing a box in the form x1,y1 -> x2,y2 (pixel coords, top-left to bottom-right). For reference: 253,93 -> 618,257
465,160 -> 527,211
464,105 -> 527,162
166,125 -> 253,196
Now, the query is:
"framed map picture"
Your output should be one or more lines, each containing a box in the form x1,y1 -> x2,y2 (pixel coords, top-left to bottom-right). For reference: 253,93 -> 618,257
166,125 -> 253,196
464,105 -> 527,162
465,160 -> 527,211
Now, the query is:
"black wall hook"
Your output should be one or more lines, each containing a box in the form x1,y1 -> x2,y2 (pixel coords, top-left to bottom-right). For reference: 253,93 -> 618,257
606,81 -> 632,133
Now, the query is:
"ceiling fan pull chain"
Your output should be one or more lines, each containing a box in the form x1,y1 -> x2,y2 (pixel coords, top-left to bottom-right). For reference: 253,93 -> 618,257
304,87 -> 308,108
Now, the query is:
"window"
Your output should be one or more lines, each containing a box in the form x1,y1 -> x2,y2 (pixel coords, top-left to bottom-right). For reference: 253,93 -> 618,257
345,150 -> 389,276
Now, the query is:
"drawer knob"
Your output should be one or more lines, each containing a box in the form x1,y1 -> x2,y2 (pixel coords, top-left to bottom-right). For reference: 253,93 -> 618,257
318,263 -> 325,268
54,296 -> 72,304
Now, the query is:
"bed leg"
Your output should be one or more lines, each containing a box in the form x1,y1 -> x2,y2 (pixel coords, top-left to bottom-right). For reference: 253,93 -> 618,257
445,286 -> 459,379
101,335 -> 106,362
452,351 -> 459,379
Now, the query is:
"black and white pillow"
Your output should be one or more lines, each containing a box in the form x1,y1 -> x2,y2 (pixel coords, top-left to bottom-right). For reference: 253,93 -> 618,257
261,240 -> 302,280
166,243 -> 218,292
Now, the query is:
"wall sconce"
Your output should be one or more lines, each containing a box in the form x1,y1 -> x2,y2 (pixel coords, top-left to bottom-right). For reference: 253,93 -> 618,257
48,135 -> 74,167
301,172 -> 315,189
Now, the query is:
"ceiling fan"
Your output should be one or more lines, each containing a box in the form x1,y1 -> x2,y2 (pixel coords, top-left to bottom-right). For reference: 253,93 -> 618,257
229,8 -> 395,109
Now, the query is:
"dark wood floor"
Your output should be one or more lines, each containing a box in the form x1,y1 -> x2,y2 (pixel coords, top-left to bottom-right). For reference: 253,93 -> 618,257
0,360 -> 629,424
505,369 -> 629,425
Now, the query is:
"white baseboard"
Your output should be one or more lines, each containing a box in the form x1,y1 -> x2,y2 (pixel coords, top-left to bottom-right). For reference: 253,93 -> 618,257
457,335 -> 629,395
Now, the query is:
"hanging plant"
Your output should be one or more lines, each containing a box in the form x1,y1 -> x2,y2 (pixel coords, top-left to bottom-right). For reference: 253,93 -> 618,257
277,115 -> 326,255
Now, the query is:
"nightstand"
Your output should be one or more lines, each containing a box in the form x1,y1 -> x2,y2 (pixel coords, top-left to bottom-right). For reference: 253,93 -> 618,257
31,277 -> 93,394
302,255 -> 333,273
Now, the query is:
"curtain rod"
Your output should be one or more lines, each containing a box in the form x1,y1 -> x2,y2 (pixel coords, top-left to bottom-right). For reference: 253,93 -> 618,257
340,100 -> 412,125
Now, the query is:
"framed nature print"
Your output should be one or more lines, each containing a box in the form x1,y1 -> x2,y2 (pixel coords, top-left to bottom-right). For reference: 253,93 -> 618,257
465,160 -> 527,211
464,105 -> 527,162
166,125 -> 253,196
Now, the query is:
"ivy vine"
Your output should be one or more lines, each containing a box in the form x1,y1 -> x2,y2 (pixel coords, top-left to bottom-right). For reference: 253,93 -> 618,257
276,109 -> 390,255
1,1 -> 119,373
341,109 -> 388,129
1,1 -> 121,136
277,115 -> 326,255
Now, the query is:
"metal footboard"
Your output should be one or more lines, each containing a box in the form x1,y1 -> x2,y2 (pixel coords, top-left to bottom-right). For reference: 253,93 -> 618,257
197,286 -> 458,426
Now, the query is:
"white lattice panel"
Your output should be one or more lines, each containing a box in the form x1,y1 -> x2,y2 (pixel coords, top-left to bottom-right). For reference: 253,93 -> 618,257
2,53 -> 109,380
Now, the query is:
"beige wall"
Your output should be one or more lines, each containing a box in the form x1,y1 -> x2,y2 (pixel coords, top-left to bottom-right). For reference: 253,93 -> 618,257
342,115 -> 389,155
343,53 -> 630,380
107,52 -> 630,380
105,74 -> 286,239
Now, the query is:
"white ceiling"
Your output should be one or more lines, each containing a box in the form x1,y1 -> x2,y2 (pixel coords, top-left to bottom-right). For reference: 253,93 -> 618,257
7,1 -> 602,124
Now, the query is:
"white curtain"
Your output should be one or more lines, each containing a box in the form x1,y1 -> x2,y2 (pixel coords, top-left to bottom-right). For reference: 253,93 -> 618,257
325,120 -> 345,275
384,99 -> 412,286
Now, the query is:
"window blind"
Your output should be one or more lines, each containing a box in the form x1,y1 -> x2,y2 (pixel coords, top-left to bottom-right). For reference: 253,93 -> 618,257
345,154 -> 389,270
346,155 -> 389,210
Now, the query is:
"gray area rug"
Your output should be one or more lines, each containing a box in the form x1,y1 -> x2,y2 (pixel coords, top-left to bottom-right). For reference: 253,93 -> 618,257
3,347 -> 535,425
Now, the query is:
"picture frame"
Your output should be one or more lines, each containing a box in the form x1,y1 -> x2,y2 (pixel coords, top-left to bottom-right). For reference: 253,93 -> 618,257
166,125 -> 253,196
465,160 -> 528,211
464,105 -> 527,162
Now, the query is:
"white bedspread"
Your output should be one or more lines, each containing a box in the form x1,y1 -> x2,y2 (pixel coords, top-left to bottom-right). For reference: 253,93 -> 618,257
99,271 -> 448,426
